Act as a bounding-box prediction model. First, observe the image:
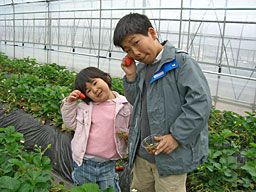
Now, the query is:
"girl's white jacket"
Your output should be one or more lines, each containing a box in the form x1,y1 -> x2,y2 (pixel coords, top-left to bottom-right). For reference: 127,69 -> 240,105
61,91 -> 132,166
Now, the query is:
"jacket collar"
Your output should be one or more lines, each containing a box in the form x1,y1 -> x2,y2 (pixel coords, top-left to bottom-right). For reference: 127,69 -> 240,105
112,91 -> 128,104
155,40 -> 176,72
136,41 -> 177,89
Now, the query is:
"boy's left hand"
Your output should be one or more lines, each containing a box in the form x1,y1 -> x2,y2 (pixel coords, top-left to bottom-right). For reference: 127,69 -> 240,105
154,134 -> 178,155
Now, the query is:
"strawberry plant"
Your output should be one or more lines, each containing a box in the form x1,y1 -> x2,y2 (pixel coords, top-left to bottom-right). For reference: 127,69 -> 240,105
187,109 -> 256,191
0,72 -> 71,126
0,52 -> 75,88
0,53 -> 38,74
112,77 -> 124,95
0,126 -> 52,191
35,63 -> 76,87
71,183 -> 114,192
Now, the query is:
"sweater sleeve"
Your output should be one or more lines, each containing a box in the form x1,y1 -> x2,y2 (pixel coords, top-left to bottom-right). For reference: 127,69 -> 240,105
60,98 -> 78,130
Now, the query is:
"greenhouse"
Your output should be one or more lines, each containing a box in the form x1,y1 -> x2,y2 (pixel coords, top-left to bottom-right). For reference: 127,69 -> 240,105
0,0 -> 255,191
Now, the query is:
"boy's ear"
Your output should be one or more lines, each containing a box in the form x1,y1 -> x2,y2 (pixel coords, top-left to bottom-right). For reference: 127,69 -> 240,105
148,27 -> 158,40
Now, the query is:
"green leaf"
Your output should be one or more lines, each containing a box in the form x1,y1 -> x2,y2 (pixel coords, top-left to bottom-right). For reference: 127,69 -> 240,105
213,162 -> 221,169
0,176 -> 20,191
241,161 -> 256,177
71,183 -> 101,192
18,183 -> 34,192
8,158 -> 24,167
212,151 -> 222,158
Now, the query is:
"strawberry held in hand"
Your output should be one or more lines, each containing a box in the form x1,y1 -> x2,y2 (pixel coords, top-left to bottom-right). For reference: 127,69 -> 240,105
79,93 -> 86,99
124,57 -> 133,66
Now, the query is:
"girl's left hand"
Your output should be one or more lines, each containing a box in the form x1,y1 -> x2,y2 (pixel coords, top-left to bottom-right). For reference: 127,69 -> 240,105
154,134 -> 179,155
116,131 -> 128,142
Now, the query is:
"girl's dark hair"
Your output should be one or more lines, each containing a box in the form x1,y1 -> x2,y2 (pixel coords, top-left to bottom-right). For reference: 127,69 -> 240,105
113,13 -> 153,48
75,67 -> 112,104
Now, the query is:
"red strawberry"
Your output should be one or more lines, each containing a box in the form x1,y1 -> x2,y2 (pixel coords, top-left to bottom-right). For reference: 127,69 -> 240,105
79,93 -> 86,99
115,166 -> 124,171
124,57 -> 133,66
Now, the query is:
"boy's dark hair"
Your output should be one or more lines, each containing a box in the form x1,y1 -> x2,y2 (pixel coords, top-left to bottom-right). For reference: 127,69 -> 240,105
113,13 -> 153,48
75,67 -> 112,104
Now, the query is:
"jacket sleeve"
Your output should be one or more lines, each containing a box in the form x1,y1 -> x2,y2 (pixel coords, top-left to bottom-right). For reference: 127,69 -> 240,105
170,56 -> 212,145
122,75 -> 140,105
60,98 -> 78,130
127,102 -> 133,129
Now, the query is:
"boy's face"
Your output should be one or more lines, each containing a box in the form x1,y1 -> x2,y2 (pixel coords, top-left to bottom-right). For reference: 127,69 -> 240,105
121,27 -> 163,65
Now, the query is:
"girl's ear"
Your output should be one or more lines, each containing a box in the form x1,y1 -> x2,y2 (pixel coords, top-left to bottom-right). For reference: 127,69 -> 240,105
148,27 -> 158,40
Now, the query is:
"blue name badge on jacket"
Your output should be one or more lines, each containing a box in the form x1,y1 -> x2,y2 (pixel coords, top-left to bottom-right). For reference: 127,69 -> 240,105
150,59 -> 179,84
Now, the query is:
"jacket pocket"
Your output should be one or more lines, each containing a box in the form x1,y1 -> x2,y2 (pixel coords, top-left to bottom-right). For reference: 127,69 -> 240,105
118,107 -> 131,117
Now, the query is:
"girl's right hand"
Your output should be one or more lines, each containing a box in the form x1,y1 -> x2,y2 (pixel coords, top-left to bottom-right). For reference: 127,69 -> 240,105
121,56 -> 137,82
66,90 -> 83,103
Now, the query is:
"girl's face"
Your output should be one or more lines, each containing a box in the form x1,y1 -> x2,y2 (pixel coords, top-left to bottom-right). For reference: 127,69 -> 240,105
121,27 -> 163,65
85,78 -> 115,103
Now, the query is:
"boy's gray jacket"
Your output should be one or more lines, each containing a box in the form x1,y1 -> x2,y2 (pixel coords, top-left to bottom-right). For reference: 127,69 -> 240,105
123,41 -> 212,176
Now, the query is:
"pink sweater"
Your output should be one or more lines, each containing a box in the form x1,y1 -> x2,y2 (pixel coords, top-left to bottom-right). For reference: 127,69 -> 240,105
86,100 -> 119,159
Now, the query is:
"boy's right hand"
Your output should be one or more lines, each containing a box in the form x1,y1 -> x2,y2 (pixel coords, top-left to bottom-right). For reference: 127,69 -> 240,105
66,90 -> 83,103
121,56 -> 137,82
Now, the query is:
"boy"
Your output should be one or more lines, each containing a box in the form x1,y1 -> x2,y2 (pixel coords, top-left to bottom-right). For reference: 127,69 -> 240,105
113,13 -> 212,192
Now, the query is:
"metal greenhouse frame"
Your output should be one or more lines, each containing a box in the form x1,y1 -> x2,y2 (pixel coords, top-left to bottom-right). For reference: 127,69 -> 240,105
0,0 -> 255,114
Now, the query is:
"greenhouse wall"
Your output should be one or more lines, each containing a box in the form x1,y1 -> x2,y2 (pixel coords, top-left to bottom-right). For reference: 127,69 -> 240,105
0,0 -> 255,114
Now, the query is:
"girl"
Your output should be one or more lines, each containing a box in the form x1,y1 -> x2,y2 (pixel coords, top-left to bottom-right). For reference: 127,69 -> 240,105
61,67 -> 132,191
